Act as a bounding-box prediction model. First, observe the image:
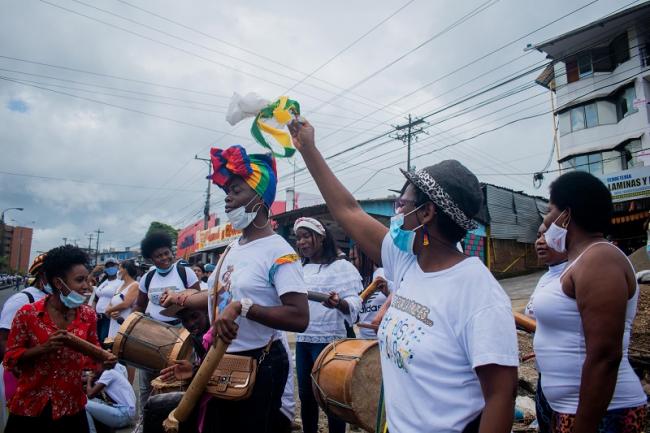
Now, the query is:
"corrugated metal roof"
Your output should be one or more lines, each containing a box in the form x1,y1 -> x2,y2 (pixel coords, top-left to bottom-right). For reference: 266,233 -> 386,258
485,184 -> 546,242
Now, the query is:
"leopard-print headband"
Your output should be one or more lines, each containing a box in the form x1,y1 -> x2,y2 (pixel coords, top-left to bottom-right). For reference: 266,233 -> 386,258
407,169 -> 477,231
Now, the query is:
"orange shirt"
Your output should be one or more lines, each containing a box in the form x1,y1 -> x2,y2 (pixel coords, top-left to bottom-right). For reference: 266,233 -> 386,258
3,298 -> 99,419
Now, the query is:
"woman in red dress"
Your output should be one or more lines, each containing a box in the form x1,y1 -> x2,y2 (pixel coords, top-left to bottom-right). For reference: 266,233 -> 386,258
3,245 -> 113,433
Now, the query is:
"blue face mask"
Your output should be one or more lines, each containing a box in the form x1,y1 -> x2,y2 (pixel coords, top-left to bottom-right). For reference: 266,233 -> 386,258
43,283 -> 54,295
389,205 -> 424,254
105,267 -> 118,277
156,263 -> 174,275
58,279 -> 86,309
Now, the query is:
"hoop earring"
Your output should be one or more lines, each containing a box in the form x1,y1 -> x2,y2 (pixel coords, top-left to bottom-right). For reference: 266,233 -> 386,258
252,203 -> 271,229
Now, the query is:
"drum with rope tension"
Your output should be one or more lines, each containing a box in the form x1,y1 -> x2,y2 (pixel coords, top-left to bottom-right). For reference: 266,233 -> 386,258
112,312 -> 193,371
311,338 -> 381,433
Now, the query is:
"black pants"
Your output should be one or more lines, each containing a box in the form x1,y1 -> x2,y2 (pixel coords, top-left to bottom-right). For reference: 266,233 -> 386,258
144,340 -> 289,433
6,403 -> 89,433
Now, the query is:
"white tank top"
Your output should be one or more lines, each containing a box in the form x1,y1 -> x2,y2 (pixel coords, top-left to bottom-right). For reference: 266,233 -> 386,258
533,241 -> 646,414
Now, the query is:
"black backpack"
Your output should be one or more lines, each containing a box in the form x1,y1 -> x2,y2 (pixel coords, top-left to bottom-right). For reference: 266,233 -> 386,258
143,262 -> 190,292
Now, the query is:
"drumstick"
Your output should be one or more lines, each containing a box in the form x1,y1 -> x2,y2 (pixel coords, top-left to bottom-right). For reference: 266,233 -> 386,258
163,338 -> 230,433
64,333 -> 115,362
359,278 -> 383,302
307,291 -> 331,303
513,312 -> 537,333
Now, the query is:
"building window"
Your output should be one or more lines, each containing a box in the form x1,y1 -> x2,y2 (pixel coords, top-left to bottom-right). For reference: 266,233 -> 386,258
577,52 -> 593,78
584,103 -> 599,128
610,33 -> 630,67
623,140 -> 643,169
570,106 -> 585,131
616,84 -> 637,120
566,102 -> 599,132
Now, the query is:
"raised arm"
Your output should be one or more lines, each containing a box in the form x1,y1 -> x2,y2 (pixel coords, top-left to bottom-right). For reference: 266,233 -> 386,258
289,119 -> 387,264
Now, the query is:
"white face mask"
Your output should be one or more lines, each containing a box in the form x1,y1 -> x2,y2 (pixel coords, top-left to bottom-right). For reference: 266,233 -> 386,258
545,211 -> 569,253
226,196 -> 260,230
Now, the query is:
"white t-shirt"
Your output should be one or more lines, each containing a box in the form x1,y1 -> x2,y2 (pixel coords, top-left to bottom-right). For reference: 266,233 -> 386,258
95,279 -> 122,314
139,262 -> 199,322
0,287 -> 46,330
297,260 -> 362,344
524,262 -> 567,318
96,365 -> 136,417
206,234 -> 306,353
107,281 -> 139,338
358,268 -> 392,339
378,234 -> 519,433
199,281 -> 209,291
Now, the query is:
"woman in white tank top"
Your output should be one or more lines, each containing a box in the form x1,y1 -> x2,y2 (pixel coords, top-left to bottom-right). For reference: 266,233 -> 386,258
533,171 -> 647,433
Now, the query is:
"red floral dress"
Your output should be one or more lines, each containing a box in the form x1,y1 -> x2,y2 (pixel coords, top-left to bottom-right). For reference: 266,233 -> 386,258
3,297 -> 99,419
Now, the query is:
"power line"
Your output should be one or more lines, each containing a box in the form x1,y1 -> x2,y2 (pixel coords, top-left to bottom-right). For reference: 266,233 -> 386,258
37,0 -> 396,124
112,0 -> 414,116
0,75 -> 250,137
0,54 -> 230,99
305,0 -> 607,150
0,169 -> 205,192
310,0 -> 502,114
283,0 -> 417,95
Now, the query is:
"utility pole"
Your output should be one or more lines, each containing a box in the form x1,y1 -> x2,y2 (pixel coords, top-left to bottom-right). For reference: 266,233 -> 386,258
392,114 -> 426,172
95,229 -> 104,266
87,233 -> 95,257
62,237 -> 68,245
194,155 -> 212,230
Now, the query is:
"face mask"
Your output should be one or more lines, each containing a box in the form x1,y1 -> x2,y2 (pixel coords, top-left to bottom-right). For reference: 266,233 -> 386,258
156,263 -> 174,275
43,283 -> 54,295
105,267 -> 118,277
226,196 -> 260,230
545,211 -> 569,253
389,205 -> 424,254
58,279 -> 86,309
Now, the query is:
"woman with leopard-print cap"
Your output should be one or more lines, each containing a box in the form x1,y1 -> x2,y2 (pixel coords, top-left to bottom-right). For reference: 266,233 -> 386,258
289,119 -> 519,433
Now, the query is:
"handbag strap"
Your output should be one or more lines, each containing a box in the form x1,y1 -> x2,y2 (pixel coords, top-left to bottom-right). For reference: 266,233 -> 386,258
211,243 -> 234,322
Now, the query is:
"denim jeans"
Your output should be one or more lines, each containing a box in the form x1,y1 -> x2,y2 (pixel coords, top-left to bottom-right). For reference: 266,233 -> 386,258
296,342 -> 346,433
86,399 -> 134,433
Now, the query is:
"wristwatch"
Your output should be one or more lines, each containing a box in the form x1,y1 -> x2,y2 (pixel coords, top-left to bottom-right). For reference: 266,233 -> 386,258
240,298 -> 254,318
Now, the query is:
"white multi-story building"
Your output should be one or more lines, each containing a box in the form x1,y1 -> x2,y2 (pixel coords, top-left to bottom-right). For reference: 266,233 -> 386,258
533,1 -> 650,252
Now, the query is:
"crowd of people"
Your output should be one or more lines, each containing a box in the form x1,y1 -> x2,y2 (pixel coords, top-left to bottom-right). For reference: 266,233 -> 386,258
0,118 -> 646,433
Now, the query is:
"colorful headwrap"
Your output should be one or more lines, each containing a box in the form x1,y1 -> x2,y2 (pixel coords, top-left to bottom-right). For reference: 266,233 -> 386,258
209,145 -> 278,208
225,92 -> 300,158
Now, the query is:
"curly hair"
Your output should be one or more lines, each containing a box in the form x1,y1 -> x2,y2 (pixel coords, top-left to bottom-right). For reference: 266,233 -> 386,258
42,245 -> 89,287
141,231 -> 173,259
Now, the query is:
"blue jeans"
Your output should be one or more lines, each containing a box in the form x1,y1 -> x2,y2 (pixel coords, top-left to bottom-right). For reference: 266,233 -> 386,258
296,342 -> 346,433
86,399 -> 133,433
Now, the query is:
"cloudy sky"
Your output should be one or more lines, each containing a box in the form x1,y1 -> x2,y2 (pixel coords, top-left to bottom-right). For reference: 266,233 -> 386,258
0,0 -> 638,261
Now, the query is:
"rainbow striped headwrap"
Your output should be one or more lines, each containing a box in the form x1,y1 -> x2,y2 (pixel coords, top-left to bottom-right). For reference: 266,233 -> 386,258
209,145 -> 278,207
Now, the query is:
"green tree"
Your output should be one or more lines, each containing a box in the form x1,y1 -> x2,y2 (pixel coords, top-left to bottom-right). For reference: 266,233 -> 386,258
146,221 -> 179,245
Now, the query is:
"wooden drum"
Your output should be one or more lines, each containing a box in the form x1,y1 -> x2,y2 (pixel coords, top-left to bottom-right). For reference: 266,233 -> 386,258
112,312 -> 193,371
311,339 -> 381,433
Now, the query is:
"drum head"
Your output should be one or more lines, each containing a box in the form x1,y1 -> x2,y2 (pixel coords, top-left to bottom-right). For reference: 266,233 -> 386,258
349,343 -> 381,432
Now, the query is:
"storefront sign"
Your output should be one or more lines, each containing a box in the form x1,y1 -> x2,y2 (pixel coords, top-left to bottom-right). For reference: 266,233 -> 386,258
600,166 -> 650,203
196,223 -> 241,251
